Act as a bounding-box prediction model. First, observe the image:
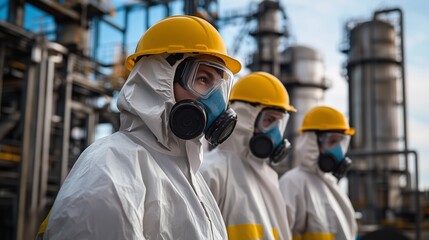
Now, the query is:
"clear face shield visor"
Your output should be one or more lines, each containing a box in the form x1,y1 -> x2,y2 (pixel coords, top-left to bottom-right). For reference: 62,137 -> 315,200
179,59 -> 234,103
318,132 -> 351,155
256,109 -> 289,133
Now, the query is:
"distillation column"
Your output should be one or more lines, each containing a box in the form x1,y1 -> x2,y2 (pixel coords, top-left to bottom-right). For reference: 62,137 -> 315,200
343,10 -> 405,224
248,0 -> 287,77
280,46 -> 329,170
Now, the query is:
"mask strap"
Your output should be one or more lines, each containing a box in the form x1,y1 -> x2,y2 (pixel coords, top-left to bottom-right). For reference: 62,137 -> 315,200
173,57 -> 195,88
165,53 -> 184,66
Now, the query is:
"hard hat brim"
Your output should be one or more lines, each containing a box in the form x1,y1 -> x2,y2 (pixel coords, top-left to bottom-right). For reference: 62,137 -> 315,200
126,50 -> 241,74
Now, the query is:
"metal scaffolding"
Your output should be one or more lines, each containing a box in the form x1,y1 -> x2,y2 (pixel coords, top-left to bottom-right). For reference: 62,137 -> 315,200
0,0 -> 220,239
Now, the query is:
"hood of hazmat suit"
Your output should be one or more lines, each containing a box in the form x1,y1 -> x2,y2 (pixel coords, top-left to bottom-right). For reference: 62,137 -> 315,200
279,131 -> 358,240
44,54 -> 227,240
200,101 -> 292,240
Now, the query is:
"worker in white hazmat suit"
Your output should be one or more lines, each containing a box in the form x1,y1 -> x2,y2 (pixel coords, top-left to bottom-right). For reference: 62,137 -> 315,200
38,15 -> 242,239
279,106 -> 358,240
200,72 -> 295,240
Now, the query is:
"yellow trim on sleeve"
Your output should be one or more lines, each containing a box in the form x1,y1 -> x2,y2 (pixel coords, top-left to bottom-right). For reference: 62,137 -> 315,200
292,236 -> 302,240
227,224 -> 263,240
272,228 -> 280,240
37,211 -> 51,234
293,232 -> 335,240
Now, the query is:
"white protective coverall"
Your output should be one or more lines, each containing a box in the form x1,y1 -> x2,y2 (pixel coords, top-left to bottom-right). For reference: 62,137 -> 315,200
279,132 -> 357,240
200,101 -> 292,240
44,54 -> 227,240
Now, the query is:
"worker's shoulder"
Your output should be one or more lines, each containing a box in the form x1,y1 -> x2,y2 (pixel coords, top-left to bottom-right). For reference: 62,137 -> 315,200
279,167 -> 311,186
281,167 -> 306,176
75,132 -> 151,169
83,131 -> 143,154
68,132 -> 153,184
201,148 -> 230,171
204,148 -> 231,161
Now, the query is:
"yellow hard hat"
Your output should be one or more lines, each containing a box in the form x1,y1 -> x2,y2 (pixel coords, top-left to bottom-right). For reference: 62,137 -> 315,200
299,106 -> 355,135
125,15 -> 241,74
229,72 -> 296,112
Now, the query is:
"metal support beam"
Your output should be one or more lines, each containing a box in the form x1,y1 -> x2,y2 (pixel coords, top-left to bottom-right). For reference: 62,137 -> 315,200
71,101 -> 97,145
100,16 -> 125,33
27,0 -> 80,22
26,41 -> 48,240
0,20 -> 34,40
16,43 -> 39,240
0,40 -> 5,118
122,7 -> 130,68
39,50 -> 63,218
373,8 -> 409,183
7,0 -> 25,26
60,55 -> 74,184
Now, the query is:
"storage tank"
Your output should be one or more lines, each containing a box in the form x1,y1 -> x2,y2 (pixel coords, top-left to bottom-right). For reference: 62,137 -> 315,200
278,45 -> 329,171
344,18 -> 403,223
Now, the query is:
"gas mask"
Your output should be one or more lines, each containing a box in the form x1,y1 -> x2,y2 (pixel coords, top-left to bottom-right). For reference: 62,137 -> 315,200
169,57 -> 237,146
317,132 -> 352,179
249,108 -> 291,162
